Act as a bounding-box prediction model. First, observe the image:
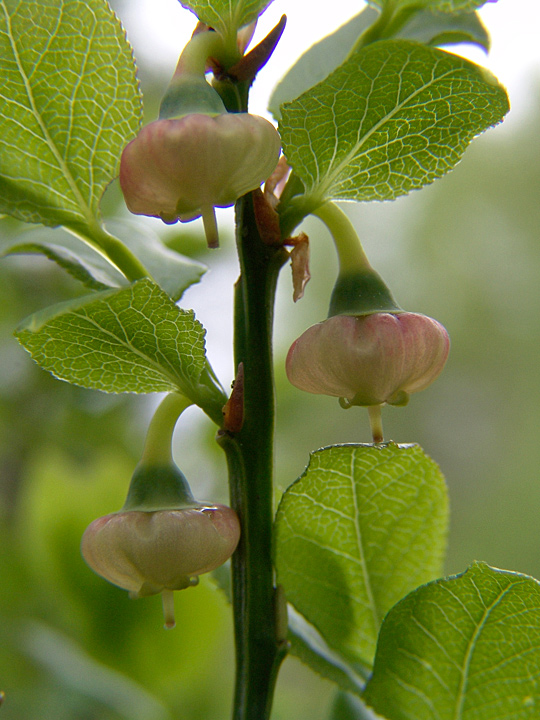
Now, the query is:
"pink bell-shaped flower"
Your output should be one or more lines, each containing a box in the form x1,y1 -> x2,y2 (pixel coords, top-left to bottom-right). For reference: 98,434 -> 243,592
119,113 -> 281,248
81,504 -> 240,627
286,312 -> 450,407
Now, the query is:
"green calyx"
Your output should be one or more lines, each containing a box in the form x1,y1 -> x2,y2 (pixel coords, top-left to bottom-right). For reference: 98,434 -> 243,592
312,201 -> 402,318
159,30 -> 228,120
120,392 -> 201,512
159,74 -> 227,119
121,461 -> 200,512
328,268 -> 402,318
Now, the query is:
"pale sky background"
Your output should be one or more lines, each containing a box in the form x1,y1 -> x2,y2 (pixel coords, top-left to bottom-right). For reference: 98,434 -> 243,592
120,0 -> 540,131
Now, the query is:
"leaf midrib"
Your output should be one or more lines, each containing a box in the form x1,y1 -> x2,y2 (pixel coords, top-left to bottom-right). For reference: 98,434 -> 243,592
67,304 -> 199,394
350,448 -> 381,637
452,580 -> 514,720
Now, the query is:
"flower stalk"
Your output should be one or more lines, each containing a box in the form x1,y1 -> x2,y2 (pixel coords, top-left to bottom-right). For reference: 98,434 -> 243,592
139,392 -> 193,466
81,392 -> 240,628
313,201 -> 401,317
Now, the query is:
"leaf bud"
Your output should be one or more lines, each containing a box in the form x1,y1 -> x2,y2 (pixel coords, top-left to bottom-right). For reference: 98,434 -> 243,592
286,312 -> 449,407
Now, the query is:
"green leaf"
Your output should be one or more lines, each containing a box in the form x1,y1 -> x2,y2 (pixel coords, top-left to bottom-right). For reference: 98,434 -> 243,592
104,221 -> 206,302
268,7 -> 377,120
178,0 -> 273,43
279,40 -> 508,209
369,0 -> 495,12
269,8 -> 488,119
363,562 -> 540,720
1,222 -> 206,300
287,605 -> 368,697
0,0 -> 141,233
330,691 -> 386,720
2,239 -> 118,291
275,443 -> 448,670
397,9 -> 489,50
15,278 -> 210,398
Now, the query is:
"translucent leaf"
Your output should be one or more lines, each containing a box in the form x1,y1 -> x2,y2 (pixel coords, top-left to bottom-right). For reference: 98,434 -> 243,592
330,691 -> 387,720
279,40 -> 508,208
397,8 -> 489,50
363,562 -> 540,720
103,221 -> 206,302
0,0 -> 141,232
2,239 -> 118,291
15,278 -> 209,397
275,443 -> 448,669
287,605 -> 368,697
369,0 -> 496,12
268,8 -> 376,120
178,0 -> 273,42
1,222 -> 206,300
268,8 -> 488,119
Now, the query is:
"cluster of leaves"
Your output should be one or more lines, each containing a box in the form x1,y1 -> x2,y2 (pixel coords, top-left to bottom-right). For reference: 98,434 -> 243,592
275,443 -> 540,719
0,0 -> 225,420
0,0 -> 508,418
2,0 -> 540,719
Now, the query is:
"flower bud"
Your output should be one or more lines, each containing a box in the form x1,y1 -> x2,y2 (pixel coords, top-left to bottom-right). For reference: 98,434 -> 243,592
119,113 -> 281,248
81,505 -> 240,626
286,312 -> 449,406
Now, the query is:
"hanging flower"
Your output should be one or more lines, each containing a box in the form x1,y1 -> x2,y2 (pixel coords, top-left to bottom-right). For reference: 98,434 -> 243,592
286,312 -> 450,407
82,504 -> 240,627
119,113 -> 281,248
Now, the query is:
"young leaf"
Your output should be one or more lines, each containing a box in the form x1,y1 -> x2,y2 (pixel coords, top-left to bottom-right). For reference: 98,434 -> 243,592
178,0 -> 273,43
15,278 -> 216,402
268,8 -> 488,119
274,443 -> 448,669
0,0 -> 141,233
363,562 -> 540,720
279,40 -> 508,210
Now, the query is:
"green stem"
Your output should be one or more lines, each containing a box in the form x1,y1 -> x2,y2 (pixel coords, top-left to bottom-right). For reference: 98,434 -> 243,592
347,0 -> 411,55
214,35 -> 288,719
347,1 -> 395,55
347,1 -> 420,55
94,226 -> 150,282
219,194 -> 289,720
68,223 -> 150,283
173,30 -> 227,77
314,201 -> 401,318
368,404 -> 384,444
140,393 -> 193,465
277,179 -> 323,240
313,201 -> 373,275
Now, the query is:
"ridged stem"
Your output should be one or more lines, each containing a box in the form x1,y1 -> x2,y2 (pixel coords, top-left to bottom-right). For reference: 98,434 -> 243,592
219,194 -> 289,720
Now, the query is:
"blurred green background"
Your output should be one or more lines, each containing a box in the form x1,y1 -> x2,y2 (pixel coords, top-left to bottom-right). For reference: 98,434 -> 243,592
2,3 -> 540,718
